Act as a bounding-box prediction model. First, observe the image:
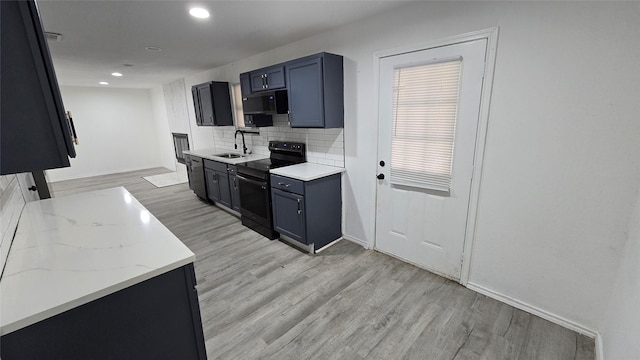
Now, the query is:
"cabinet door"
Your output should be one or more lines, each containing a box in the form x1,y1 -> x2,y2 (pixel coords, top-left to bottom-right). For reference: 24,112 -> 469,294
250,72 -> 266,92
286,57 -> 325,127
216,169 -> 232,208
264,66 -> 286,90
228,167 -> 241,212
205,168 -> 220,202
198,84 -> 215,126
239,73 -> 252,96
271,188 -> 306,243
1,0 -> 76,175
250,65 -> 285,92
210,82 -> 233,126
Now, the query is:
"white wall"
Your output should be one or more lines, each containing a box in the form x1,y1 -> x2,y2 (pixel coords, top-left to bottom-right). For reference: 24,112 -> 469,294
150,86 -> 176,171
47,86 -> 164,182
600,184 -> 640,359
156,0 -> 640,344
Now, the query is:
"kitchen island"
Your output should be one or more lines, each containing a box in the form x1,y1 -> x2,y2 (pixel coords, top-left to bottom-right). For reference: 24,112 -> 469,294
0,187 -> 206,360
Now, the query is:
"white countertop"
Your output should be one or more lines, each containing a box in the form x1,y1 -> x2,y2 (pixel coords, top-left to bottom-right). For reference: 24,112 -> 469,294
183,148 -> 268,164
270,163 -> 345,181
0,187 -> 195,335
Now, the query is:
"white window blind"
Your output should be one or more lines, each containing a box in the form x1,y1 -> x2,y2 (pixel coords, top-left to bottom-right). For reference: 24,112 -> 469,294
390,58 -> 462,192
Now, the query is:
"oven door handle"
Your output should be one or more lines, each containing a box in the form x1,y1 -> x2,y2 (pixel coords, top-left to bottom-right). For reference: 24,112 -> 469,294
236,174 -> 268,189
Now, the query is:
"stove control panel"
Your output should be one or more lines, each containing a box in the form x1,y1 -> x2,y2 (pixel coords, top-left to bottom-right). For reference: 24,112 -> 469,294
268,141 -> 305,153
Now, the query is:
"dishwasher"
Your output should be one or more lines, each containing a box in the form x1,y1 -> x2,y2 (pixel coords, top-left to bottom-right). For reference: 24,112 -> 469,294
185,154 -> 206,200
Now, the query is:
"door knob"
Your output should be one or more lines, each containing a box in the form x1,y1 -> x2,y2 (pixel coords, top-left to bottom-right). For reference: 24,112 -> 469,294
377,174 -> 385,180
28,186 -> 37,191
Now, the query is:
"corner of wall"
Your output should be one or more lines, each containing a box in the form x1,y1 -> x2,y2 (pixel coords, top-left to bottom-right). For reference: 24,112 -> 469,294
342,234 -> 370,249
595,332 -> 604,360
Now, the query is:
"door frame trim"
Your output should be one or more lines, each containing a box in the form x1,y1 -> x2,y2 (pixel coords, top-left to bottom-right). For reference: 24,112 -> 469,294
372,27 -> 499,286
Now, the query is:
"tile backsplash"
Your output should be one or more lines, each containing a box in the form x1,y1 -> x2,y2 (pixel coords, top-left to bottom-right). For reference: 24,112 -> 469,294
213,115 -> 345,167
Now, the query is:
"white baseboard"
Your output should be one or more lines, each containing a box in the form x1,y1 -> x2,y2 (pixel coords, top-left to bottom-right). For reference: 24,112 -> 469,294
595,332 -> 604,360
342,234 -> 370,249
466,282 -> 598,339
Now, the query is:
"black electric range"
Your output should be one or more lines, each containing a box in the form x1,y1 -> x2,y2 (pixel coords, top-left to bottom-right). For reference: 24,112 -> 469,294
235,141 -> 305,239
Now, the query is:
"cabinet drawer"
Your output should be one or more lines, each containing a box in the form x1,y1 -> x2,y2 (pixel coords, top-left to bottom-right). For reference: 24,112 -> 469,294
270,174 -> 304,195
204,159 -> 227,172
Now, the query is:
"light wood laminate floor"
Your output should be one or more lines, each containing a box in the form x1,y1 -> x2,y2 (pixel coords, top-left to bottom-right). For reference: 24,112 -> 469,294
51,168 -> 595,360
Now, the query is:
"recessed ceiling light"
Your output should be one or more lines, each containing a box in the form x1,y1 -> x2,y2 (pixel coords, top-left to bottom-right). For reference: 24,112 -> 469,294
99,81 -> 109,85
145,46 -> 162,52
189,7 -> 210,19
111,72 -> 123,77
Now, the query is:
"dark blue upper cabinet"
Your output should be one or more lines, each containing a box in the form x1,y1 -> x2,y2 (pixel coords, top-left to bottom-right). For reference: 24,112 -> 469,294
286,53 -> 343,128
192,81 -> 233,126
239,72 -> 252,97
198,84 -> 215,126
1,0 -> 76,175
250,65 -> 285,92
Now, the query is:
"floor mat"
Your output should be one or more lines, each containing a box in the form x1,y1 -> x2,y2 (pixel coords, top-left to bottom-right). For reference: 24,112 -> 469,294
142,172 -> 188,188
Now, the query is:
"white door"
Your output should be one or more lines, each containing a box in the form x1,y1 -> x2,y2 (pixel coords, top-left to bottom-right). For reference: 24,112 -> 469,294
375,39 -> 487,280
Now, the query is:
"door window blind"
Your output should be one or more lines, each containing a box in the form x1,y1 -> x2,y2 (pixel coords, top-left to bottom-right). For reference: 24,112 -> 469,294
390,58 -> 462,192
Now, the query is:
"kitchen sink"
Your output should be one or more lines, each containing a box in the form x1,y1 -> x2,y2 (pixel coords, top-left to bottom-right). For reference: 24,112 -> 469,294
213,153 -> 243,159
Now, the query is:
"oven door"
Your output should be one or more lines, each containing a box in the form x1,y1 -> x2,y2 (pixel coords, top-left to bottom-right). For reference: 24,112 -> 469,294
236,174 -> 272,228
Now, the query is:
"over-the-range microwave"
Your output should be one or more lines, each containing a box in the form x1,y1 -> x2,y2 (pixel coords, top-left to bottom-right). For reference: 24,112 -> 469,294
242,90 -> 288,115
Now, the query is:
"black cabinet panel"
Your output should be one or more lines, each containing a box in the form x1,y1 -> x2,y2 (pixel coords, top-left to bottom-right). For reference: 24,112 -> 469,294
0,264 -> 206,360
1,0 -> 75,175
191,81 -> 233,126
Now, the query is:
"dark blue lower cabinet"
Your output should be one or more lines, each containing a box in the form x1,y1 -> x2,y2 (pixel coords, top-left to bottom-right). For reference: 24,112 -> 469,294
205,168 -> 220,202
270,173 -> 342,251
205,160 -> 235,210
1,263 -> 207,360
214,169 -> 231,208
229,173 -> 241,212
272,188 -> 306,243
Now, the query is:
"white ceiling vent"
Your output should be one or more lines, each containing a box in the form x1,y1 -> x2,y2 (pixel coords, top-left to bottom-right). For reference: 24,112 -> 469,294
45,32 -> 63,42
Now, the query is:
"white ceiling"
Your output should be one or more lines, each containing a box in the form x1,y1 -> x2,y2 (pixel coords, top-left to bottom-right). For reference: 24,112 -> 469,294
37,0 -> 410,89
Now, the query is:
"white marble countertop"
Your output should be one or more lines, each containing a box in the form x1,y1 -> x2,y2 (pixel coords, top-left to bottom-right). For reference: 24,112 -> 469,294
183,148 -> 268,164
0,187 -> 195,336
270,163 -> 345,181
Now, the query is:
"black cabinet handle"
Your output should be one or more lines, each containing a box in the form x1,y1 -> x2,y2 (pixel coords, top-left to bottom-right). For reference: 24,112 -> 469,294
277,182 -> 290,188
377,174 -> 385,180
297,198 -> 302,215
28,186 -> 37,191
